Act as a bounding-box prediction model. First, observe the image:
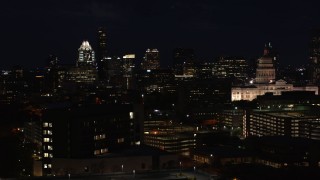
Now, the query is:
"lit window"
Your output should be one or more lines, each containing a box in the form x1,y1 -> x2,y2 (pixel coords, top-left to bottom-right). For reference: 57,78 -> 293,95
129,112 -> 134,119
117,138 -> 124,143
44,153 -> 49,157
43,130 -> 53,135
94,135 -> 101,140
101,148 -> 108,153
43,122 -> 48,127
43,138 -> 51,142
48,145 -> 53,150
94,150 -> 100,155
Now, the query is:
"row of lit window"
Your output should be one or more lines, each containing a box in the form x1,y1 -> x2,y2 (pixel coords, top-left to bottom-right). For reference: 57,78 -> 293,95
43,145 -> 53,151
43,130 -> 52,135
44,153 -> 53,158
43,122 -> 52,128
43,138 -> 52,142
94,134 -> 106,140
94,148 -> 108,155
44,164 -> 52,169
117,138 -> 124,143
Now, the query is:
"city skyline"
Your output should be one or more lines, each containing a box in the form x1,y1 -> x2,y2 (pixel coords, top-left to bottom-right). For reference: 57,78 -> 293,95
2,1 -> 320,68
2,2 -> 320,178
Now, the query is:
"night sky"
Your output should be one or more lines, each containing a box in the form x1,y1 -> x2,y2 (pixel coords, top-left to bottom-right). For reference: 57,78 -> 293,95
2,0 -> 320,69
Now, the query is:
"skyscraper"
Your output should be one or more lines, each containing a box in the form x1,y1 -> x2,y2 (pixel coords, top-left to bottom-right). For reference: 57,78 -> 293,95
172,48 -> 195,75
77,41 -> 95,67
47,54 -> 59,68
66,41 -> 97,84
141,49 -> 160,70
212,56 -> 248,80
97,27 -> 108,80
123,54 -> 136,89
309,29 -> 320,84
97,27 -> 107,60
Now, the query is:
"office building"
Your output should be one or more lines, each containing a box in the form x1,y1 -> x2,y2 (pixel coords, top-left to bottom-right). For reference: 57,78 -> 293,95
96,27 -> 108,80
173,48 -> 195,75
141,49 -> 160,70
77,41 -> 95,67
309,29 -> 320,84
245,109 -> 320,140
65,41 -> 98,84
212,56 -> 248,80
122,54 -> 136,89
25,104 -> 143,176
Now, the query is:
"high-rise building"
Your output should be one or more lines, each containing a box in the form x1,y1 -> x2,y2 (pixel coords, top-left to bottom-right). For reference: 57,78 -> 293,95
97,27 -> 107,61
123,54 -> 136,89
212,56 -> 248,80
141,49 -> 160,70
266,42 -> 281,79
77,41 -> 95,67
45,55 -> 64,92
173,48 -> 195,75
309,29 -> 320,84
26,104 -> 142,176
47,54 -> 59,68
66,41 -> 97,84
97,27 -> 108,80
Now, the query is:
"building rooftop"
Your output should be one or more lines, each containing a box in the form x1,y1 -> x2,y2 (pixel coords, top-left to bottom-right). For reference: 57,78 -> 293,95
96,145 -> 174,158
194,146 -> 252,158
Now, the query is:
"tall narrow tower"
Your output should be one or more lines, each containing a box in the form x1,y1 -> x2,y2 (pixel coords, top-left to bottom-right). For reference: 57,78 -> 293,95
309,29 -> 320,84
97,27 -> 108,79
97,27 -> 107,60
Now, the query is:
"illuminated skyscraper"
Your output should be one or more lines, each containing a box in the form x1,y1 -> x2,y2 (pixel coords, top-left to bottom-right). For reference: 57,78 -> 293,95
142,49 -> 160,70
123,54 -> 136,89
66,41 -> 97,84
77,41 -> 95,67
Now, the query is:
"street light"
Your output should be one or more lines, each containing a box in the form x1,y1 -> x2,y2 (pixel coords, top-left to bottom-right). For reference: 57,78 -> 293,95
179,161 -> 182,175
121,164 -> 124,172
